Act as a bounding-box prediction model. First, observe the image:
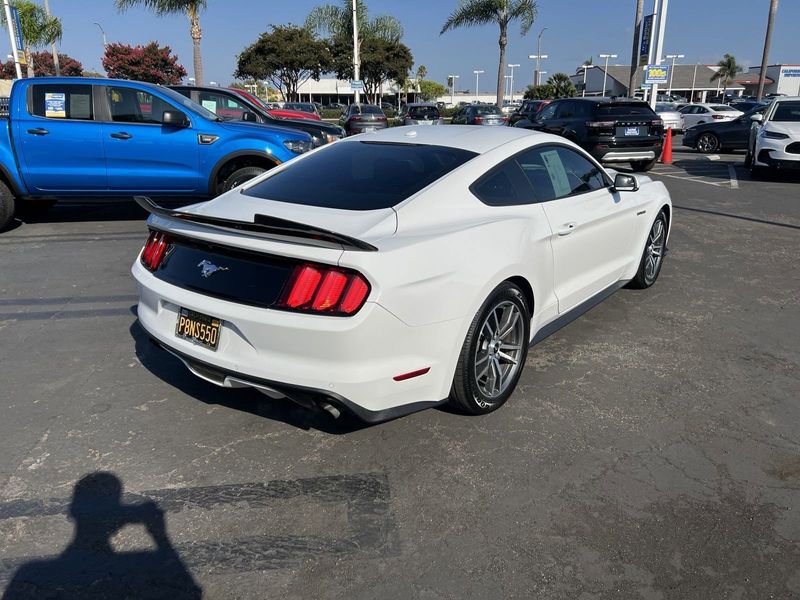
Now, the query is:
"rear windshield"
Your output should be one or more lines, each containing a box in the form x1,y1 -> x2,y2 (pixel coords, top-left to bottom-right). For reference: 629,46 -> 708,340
243,141 -> 477,210
474,105 -> 501,115
351,105 -> 383,115
408,106 -> 440,119
595,103 -> 656,117
711,105 -> 737,112
772,101 -> 800,122
655,103 -> 675,112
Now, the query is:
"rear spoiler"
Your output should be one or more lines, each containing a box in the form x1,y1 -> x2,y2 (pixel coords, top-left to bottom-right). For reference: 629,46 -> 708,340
135,196 -> 378,252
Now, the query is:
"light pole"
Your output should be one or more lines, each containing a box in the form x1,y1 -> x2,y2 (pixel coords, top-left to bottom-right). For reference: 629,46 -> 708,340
534,27 -> 548,85
3,0 -> 22,79
448,74 -> 459,106
665,53 -> 684,95
507,63 -> 520,102
581,64 -> 595,97
528,53 -> 548,86
351,0 -> 361,104
503,75 -> 512,99
599,53 -> 618,96
93,22 -> 107,47
473,70 -> 484,103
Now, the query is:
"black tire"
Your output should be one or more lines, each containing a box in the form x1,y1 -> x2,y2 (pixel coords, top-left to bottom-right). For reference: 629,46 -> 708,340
630,158 -> 657,172
222,166 -> 266,193
696,132 -> 720,154
0,180 -> 16,231
630,211 -> 668,289
449,282 -> 530,415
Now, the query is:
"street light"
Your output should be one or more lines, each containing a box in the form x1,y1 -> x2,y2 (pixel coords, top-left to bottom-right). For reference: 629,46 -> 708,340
504,75 -> 512,98
93,22 -> 107,47
507,63 -> 520,102
473,70 -> 484,103
448,74 -> 460,106
581,64 -> 595,97
533,26 -> 548,85
528,53 -> 548,86
665,53 -> 684,95
599,53 -> 618,97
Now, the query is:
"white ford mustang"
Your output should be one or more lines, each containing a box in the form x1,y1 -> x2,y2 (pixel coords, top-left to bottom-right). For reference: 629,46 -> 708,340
132,126 -> 672,423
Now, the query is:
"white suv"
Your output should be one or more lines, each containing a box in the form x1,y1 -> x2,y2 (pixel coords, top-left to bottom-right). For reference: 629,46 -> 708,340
747,96 -> 800,176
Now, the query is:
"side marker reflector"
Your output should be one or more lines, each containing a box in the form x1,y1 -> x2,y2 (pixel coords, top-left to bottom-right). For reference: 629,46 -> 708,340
393,367 -> 431,382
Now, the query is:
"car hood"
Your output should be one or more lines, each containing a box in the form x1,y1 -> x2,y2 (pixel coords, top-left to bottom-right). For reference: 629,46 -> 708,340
216,120 -> 311,140
765,121 -> 800,137
188,188 -> 397,245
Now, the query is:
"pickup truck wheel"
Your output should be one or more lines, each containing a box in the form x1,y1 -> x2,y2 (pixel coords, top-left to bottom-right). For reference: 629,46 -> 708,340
0,181 -> 16,231
222,166 -> 266,192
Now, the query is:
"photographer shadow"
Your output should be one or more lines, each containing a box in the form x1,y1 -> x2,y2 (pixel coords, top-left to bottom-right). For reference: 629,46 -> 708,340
2,472 -> 202,600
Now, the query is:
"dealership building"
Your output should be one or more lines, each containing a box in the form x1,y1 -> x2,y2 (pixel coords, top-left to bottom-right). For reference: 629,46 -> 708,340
738,64 -> 800,97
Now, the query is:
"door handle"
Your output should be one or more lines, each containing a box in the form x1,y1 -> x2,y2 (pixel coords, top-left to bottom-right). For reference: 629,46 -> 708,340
27,128 -> 49,135
110,132 -> 132,140
557,222 -> 578,236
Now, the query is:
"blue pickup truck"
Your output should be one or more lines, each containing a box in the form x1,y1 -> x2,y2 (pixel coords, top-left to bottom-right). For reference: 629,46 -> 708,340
0,77 -> 313,230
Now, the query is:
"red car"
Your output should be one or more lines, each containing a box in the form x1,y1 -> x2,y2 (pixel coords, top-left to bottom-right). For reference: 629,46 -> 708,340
226,88 -> 322,121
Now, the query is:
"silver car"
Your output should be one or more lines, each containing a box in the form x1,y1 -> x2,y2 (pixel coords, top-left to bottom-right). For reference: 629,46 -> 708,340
655,103 -> 683,133
400,103 -> 444,126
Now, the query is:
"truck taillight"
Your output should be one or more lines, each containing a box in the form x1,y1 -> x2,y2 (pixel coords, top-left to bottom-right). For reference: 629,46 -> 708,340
278,263 -> 370,316
585,120 -> 616,128
141,231 -> 172,271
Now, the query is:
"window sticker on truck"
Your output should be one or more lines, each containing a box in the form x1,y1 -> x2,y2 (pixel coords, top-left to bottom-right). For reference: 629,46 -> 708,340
44,93 -> 66,118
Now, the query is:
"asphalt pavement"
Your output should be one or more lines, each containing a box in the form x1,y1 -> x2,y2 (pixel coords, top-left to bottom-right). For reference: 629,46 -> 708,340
1,146 -> 799,599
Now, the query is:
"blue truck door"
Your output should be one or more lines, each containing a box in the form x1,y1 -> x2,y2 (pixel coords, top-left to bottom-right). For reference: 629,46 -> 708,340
17,83 -> 108,192
101,85 -> 199,193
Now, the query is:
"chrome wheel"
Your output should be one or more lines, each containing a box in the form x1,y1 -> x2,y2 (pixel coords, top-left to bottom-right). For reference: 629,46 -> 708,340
644,218 -> 665,282
696,132 -> 718,153
473,300 -> 525,404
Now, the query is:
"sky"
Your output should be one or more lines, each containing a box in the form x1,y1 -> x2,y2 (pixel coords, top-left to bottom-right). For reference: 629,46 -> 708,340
24,0 -> 800,93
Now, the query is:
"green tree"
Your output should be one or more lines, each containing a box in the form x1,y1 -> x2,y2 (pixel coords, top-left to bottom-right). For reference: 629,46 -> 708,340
547,72 -> 576,98
523,83 -> 553,100
418,79 -> 446,101
441,0 -> 537,108
0,0 -> 62,78
305,0 -> 403,43
710,53 -> 741,99
330,35 -> 412,104
235,25 -> 332,101
116,0 -> 207,85
416,64 -> 427,80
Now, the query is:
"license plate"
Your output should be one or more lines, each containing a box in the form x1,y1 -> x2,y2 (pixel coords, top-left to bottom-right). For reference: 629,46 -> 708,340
624,126 -> 641,136
175,308 -> 221,351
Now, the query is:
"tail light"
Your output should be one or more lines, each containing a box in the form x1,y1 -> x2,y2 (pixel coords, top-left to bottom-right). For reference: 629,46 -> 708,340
712,114 -> 725,120
501,116 -> 509,122
351,115 -> 362,121
377,116 -> 387,122
651,118 -> 663,127
278,263 -> 370,316
474,116 -> 483,124
140,230 -> 172,271
585,120 -> 616,128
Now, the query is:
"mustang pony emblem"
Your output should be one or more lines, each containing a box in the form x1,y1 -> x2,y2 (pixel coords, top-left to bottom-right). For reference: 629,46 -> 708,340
197,260 -> 229,278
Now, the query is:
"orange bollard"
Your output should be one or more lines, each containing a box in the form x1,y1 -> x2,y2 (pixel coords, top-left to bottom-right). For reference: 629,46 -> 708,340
660,127 -> 673,164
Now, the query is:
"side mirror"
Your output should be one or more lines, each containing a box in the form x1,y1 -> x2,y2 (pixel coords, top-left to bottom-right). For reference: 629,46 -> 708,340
241,111 -> 257,122
162,110 -> 190,128
750,113 -> 763,123
613,173 -> 638,192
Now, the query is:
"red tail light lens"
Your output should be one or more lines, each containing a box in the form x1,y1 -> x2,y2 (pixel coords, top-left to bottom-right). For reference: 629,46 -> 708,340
279,263 -> 370,315
474,116 -> 483,124
140,230 -> 172,271
712,114 -> 725,119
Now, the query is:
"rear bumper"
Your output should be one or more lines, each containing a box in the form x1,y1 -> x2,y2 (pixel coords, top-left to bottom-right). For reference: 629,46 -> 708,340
132,260 -> 462,422
589,138 -> 663,163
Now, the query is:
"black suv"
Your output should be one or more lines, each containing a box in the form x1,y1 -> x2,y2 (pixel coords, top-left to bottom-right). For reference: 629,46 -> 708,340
514,98 -> 664,171
171,86 -> 345,148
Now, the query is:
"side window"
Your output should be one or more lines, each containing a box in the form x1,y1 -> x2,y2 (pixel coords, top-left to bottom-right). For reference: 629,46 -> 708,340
106,87 -> 175,124
537,102 -> 558,120
518,145 -> 606,201
471,159 -> 534,207
696,106 -> 708,114
30,84 -> 93,120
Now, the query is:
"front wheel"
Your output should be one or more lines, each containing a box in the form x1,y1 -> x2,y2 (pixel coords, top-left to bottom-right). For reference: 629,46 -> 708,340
630,158 -> 657,172
0,180 -> 16,231
449,282 -> 530,415
630,211 -> 668,289
222,166 -> 266,193
696,132 -> 720,154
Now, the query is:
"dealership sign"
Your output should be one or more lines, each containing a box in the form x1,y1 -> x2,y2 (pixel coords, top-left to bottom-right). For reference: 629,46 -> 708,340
639,14 -> 654,66
644,64 -> 669,85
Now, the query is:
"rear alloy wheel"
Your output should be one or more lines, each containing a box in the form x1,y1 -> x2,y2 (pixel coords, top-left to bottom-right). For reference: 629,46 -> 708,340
630,211 -> 667,289
630,158 -> 657,172
449,282 -> 530,415
696,132 -> 720,154
0,180 -> 16,231
222,166 -> 267,192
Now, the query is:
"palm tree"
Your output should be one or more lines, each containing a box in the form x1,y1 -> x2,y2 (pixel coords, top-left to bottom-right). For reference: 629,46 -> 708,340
116,0 -> 207,85
441,0 -> 537,107
547,73 -> 576,98
710,53 -> 741,100
416,64 -> 427,81
1,0 -> 62,78
305,0 -> 403,43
